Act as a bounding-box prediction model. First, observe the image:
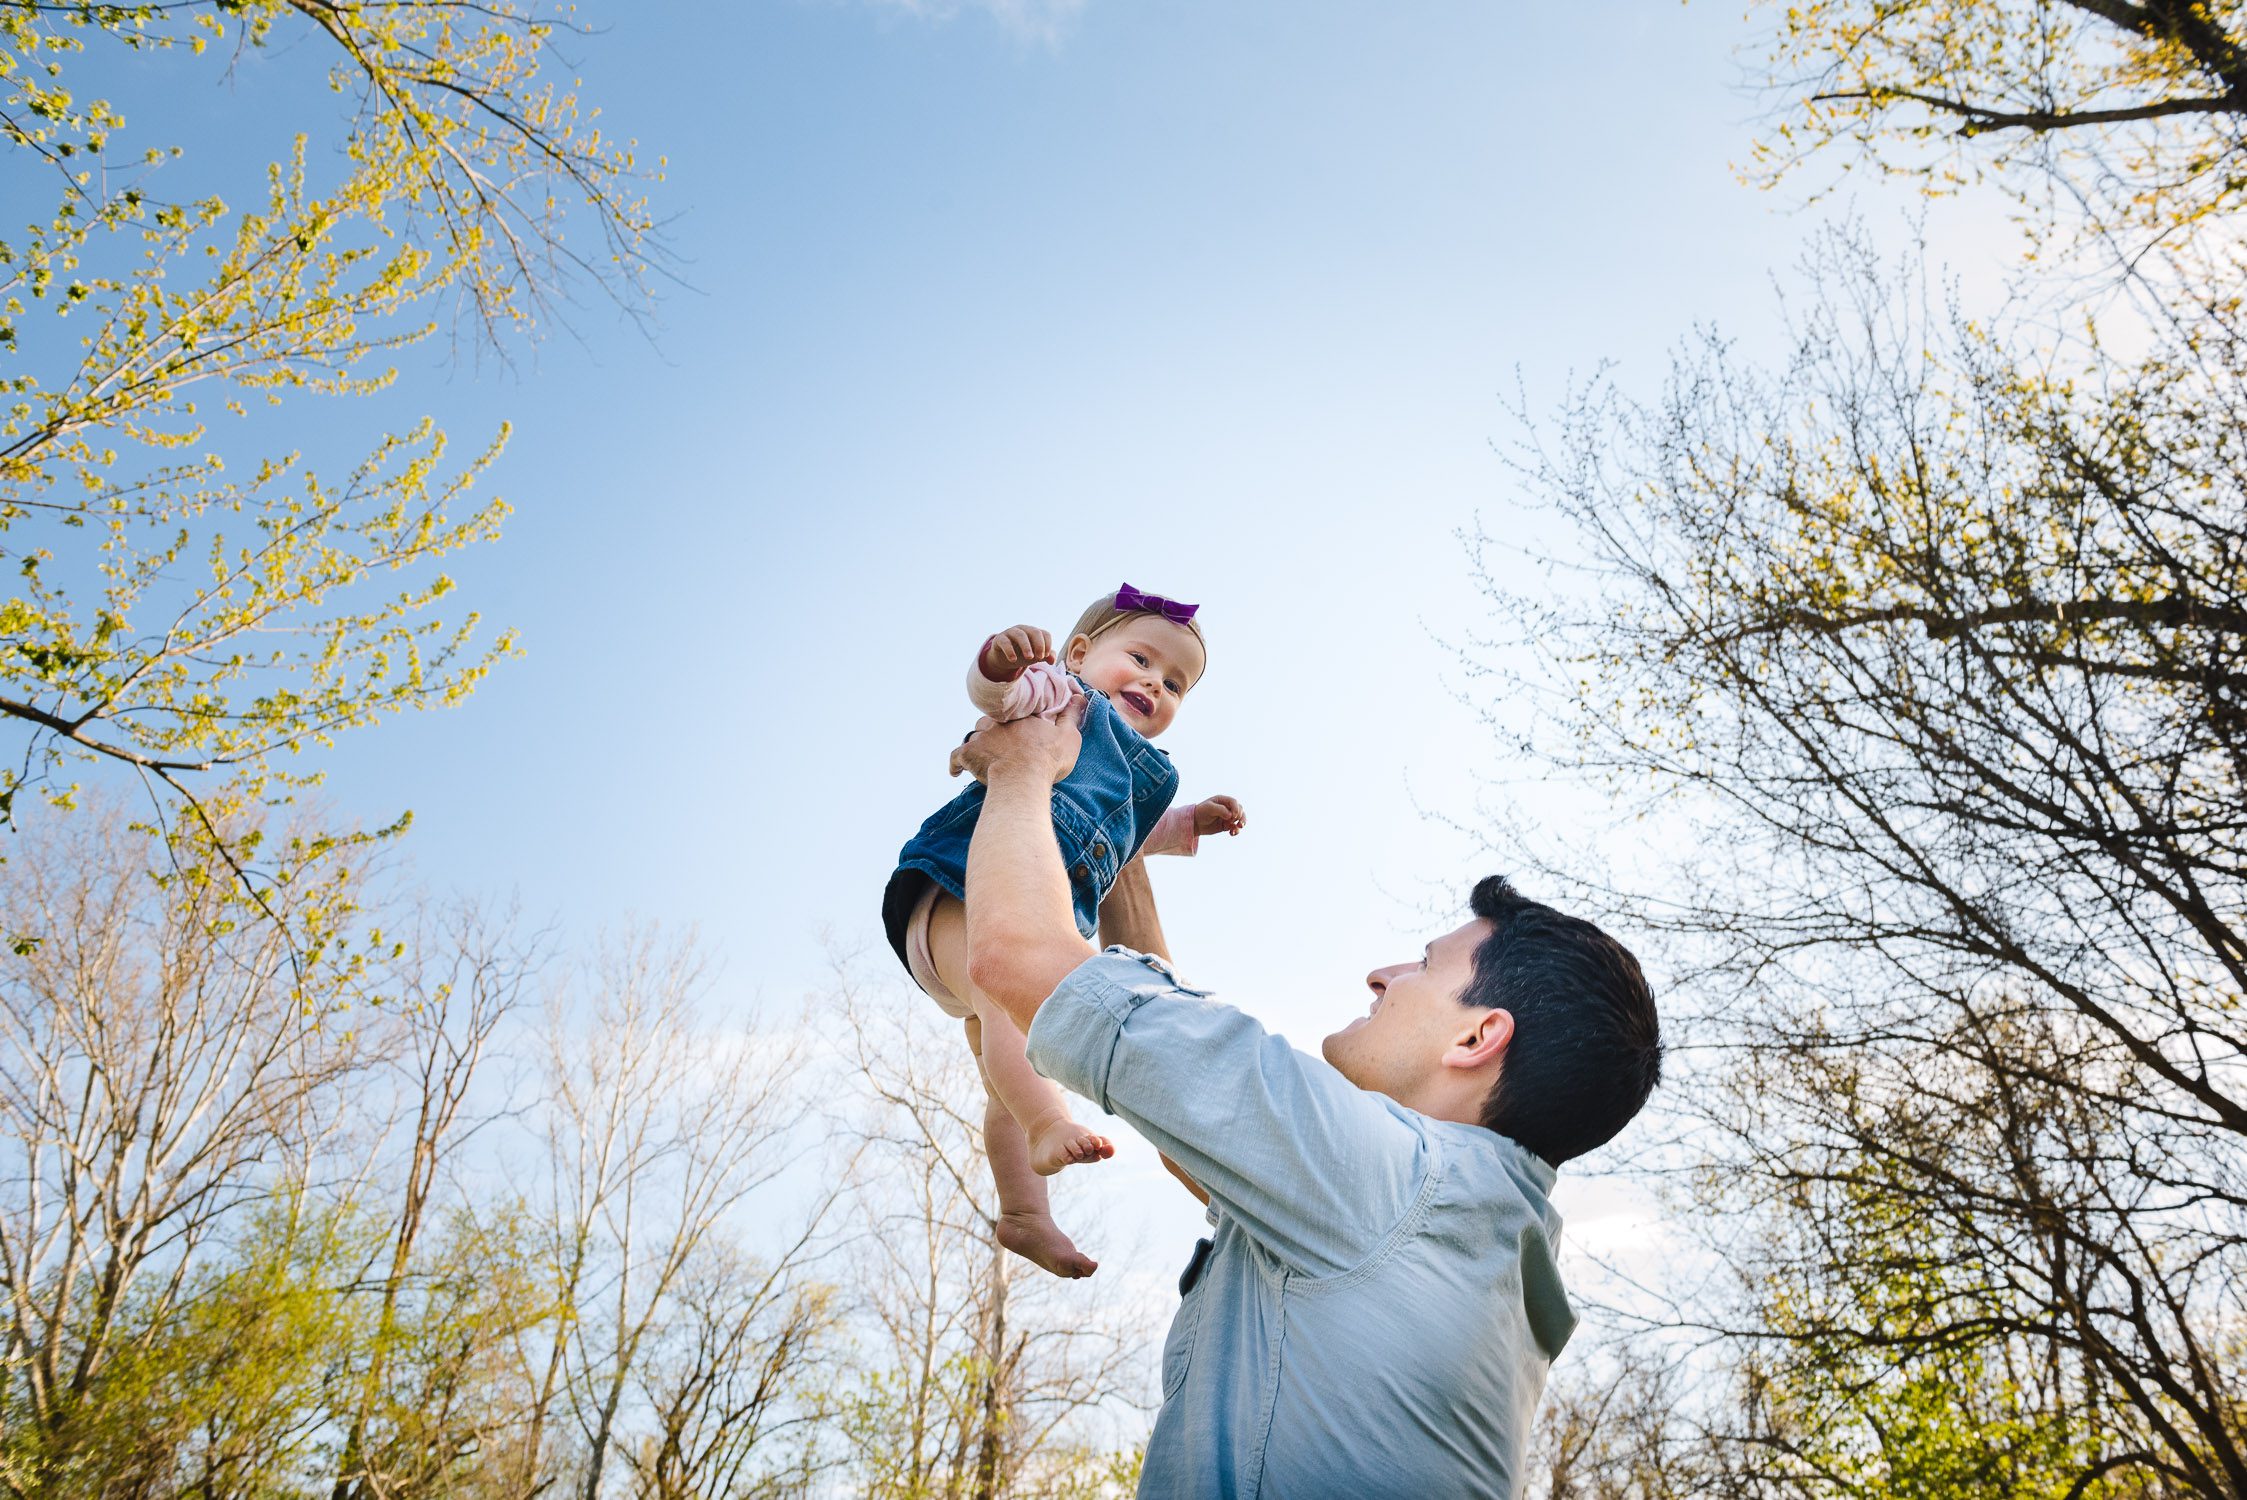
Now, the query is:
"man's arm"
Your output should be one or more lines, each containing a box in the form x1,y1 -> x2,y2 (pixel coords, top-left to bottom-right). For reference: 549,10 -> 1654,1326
1099,857 -> 1209,1207
953,701 -> 1096,1034
1023,953 -> 1428,1277
1098,854 -> 1171,962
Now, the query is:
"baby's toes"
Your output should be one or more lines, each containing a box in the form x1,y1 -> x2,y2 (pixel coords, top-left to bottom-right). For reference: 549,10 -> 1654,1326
1031,1121 -> 1111,1176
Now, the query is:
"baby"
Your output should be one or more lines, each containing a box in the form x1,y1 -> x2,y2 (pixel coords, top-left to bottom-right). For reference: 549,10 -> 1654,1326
880,585 -> 1244,1278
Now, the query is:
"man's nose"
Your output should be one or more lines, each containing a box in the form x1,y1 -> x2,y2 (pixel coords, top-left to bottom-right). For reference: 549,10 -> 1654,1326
1366,963 -> 1405,995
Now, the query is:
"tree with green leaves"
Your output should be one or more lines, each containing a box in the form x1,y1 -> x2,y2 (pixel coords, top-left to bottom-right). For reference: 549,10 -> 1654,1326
0,800 -> 849,1498
1482,7 -> 2247,1492
0,800 -> 380,1491
1485,225 -> 2246,1497
835,965 -> 1152,1500
0,0 -> 654,901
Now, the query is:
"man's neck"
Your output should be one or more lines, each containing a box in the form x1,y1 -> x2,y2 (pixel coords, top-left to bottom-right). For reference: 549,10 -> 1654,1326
1385,1075 -> 1497,1132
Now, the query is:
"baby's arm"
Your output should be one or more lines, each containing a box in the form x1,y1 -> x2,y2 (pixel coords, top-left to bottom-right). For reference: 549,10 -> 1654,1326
967,625 -> 1069,721
1142,795 -> 1247,857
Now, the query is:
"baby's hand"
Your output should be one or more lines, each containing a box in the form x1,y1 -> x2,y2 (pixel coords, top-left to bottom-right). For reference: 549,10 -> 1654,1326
1194,795 -> 1246,838
979,625 -> 1056,682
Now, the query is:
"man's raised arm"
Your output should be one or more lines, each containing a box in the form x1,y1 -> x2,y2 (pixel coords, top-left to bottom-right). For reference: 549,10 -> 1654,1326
1100,856 -> 1211,1206
1099,853 -> 1171,961
953,699 -> 1097,1033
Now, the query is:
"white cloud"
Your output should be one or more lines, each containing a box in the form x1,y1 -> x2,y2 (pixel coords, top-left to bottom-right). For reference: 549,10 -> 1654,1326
858,0 -> 1090,45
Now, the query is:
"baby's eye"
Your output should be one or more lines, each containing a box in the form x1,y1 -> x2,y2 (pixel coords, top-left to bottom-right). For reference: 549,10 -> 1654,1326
1164,679 -> 1182,695
1130,652 -> 1149,667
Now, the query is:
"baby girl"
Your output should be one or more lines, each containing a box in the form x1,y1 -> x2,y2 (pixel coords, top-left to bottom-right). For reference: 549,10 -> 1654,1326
880,585 -> 1244,1278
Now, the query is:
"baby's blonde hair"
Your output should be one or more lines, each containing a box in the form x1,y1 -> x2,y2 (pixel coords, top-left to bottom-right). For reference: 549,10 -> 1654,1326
1066,588 -> 1209,684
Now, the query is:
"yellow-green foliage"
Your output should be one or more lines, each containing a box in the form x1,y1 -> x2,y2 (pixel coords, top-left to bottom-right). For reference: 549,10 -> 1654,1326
1759,1174 -> 2102,1500
1486,223 -> 2247,1498
1745,0 -> 2247,262
0,1193 -> 380,1496
0,1 -> 654,833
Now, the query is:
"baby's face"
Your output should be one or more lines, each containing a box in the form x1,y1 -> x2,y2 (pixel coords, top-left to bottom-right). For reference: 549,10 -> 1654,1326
1065,616 -> 1206,738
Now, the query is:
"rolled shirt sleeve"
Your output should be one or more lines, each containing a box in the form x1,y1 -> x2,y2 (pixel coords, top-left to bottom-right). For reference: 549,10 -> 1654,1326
1026,947 -> 1428,1278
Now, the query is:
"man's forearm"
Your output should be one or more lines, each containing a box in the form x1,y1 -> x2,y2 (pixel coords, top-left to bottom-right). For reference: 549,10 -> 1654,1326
962,770 -> 1094,1031
1099,857 -> 1209,1205
1098,855 -> 1170,961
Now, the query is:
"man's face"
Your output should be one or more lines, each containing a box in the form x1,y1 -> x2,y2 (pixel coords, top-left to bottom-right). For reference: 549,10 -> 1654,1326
1323,919 -> 1493,1101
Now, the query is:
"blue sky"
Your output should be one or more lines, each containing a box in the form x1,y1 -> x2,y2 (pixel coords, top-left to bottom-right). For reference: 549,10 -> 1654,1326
72,1 -> 2012,1298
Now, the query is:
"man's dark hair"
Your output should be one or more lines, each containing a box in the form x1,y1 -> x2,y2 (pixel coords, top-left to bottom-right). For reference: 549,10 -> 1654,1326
1464,876 -> 1661,1166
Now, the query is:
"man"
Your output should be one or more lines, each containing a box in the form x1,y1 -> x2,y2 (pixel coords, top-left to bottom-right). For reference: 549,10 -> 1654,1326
953,696 -> 1662,1499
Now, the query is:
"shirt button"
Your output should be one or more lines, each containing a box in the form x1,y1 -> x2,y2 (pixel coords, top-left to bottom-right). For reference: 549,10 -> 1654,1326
1092,841 -> 1108,860
1071,863 -> 1089,881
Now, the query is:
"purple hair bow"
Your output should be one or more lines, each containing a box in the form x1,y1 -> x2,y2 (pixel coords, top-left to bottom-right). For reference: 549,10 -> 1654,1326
1115,582 -> 1199,624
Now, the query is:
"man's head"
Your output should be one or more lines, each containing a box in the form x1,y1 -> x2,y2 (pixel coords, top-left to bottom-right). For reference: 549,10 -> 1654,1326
1322,877 -> 1661,1165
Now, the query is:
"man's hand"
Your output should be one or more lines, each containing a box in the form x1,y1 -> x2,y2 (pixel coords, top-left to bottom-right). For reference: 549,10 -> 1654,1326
950,692 -> 1086,785
1193,794 -> 1247,838
978,625 -> 1055,682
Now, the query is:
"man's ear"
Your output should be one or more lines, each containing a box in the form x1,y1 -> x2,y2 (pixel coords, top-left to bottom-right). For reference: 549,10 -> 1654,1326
1442,1008 -> 1514,1073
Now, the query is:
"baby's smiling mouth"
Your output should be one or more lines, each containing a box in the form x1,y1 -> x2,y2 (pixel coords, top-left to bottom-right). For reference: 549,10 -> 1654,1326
1120,691 -> 1154,718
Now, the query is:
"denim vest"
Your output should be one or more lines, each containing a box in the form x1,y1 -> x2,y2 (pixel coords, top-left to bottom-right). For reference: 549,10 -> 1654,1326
883,682 -> 1181,968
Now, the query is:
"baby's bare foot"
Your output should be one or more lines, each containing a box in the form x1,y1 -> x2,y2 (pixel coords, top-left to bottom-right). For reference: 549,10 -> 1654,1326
997,1210 -> 1098,1278
1028,1117 -> 1113,1177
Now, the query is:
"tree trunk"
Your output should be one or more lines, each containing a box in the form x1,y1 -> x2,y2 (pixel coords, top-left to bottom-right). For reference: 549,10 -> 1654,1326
972,1236 -> 1009,1500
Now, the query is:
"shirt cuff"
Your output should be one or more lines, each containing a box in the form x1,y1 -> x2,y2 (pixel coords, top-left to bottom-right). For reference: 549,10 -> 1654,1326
1142,804 -> 1200,857
965,655 -> 1012,718
966,655 -> 1072,721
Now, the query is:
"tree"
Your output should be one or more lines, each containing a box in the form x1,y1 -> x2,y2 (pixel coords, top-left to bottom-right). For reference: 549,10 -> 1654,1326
0,806 -> 889,1497
0,799 -> 378,1490
1747,0 -> 2247,269
833,963 -> 1151,1500
1525,1343 -> 1718,1500
0,816 -> 1149,1492
621,1236 -> 839,1500
525,927 -> 827,1500
1743,1121 -> 2110,1500
1481,227 -> 2247,1498
0,1 -> 655,883
330,899 -> 543,1500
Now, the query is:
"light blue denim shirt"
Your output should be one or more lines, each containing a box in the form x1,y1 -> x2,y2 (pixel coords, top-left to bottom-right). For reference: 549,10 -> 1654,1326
1025,948 -> 1577,1500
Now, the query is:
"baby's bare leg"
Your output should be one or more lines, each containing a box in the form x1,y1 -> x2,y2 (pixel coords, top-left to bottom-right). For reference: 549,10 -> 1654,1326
927,894 -> 1114,1176
962,1015 -> 1096,1279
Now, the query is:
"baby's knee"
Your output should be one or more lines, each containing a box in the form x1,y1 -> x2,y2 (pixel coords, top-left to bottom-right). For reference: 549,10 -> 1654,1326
962,1013 -> 983,1058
